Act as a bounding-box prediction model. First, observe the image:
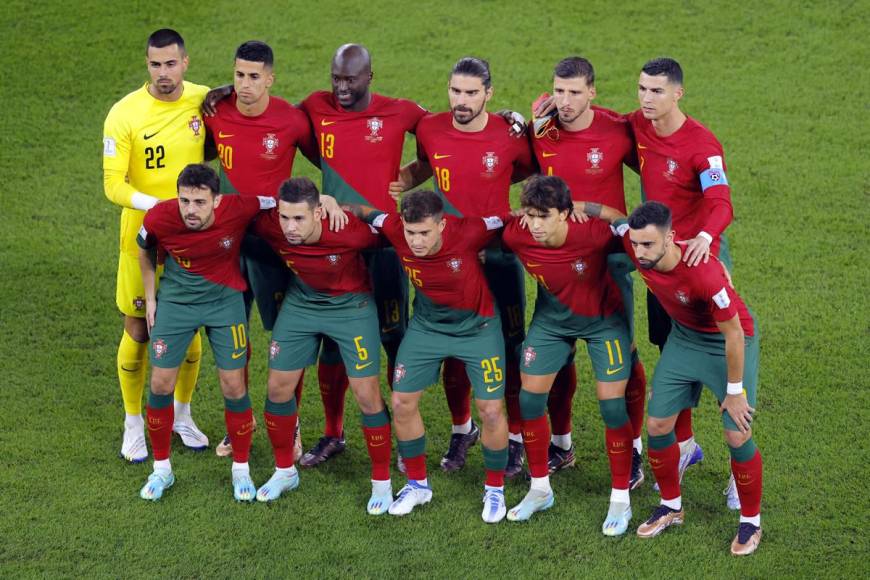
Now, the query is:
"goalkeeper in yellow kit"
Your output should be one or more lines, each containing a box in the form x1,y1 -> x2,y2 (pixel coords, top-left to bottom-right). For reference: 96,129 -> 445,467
103,29 -> 210,462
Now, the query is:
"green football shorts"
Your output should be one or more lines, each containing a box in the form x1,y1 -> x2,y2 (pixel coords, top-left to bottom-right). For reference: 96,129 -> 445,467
392,316 -> 506,400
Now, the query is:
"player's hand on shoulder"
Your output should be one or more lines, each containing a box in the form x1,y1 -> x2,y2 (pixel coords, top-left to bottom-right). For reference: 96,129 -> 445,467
532,93 -> 555,118
570,201 -> 590,223
683,235 -> 711,267
202,85 -> 233,117
320,195 -> 348,231
720,394 -> 754,434
496,109 -> 527,138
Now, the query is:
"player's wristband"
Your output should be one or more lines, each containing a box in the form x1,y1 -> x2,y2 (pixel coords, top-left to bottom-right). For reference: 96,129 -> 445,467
726,381 -> 744,396
131,192 -> 159,211
698,231 -> 713,244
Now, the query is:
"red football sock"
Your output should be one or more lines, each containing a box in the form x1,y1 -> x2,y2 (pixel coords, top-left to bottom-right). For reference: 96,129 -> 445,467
318,361 -> 349,437
648,442 -> 681,500
606,421 -> 635,490
403,454 -> 427,481
625,358 -> 647,440
265,412 -> 298,469
505,359 -> 522,435
675,408 -> 693,443
225,407 -> 254,463
732,450 -> 763,517
443,358 -> 471,426
363,424 -> 392,481
146,404 -> 174,461
522,415 -> 551,478
548,362 -> 577,435
486,469 -> 505,487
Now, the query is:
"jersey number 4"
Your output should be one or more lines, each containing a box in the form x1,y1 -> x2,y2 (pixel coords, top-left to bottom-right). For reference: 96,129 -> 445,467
145,146 -> 165,169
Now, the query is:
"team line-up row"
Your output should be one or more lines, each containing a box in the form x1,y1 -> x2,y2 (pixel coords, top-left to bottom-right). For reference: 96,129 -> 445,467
102,29 -> 763,556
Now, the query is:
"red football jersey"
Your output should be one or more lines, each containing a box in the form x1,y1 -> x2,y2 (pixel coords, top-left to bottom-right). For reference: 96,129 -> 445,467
138,196 -> 273,301
616,225 -> 753,335
253,212 -> 380,299
300,91 -> 427,210
532,106 -> 634,213
415,112 -> 535,217
204,95 -> 314,197
371,213 -> 502,331
627,111 -> 733,255
502,217 -> 624,318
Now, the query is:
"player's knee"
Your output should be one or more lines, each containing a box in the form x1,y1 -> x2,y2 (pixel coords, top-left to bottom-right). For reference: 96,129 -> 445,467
647,415 -> 674,436
475,400 -> 506,430
390,392 -> 417,420
723,427 -> 752,448
149,372 -> 175,395
219,371 -> 246,399
350,378 -> 382,414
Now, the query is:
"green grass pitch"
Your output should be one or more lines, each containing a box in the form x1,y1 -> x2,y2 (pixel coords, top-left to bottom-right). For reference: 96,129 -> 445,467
1,0 -> 867,577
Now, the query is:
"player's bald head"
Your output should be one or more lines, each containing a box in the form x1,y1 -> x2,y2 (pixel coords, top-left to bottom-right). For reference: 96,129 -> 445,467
331,44 -> 373,110
332,44 -> 371,74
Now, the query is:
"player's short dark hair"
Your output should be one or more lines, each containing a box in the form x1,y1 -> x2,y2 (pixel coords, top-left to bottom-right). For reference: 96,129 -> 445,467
628,201 -> 672,231
642,57 -> 683,85
401,190 -> 444,223
177,164 -> 219,195
147,29 -> 185,55
235,40 -> 274,68
278,177 -> 320,209
553,57 -> 595,85
451,56 -> 491,89
521,175 -> 573,214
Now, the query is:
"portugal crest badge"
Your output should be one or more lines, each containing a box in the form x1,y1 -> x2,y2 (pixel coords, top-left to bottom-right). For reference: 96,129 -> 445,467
366,117 -> 384,142
219,236 -> 234,250
675,290 -> 690,305
523,346 -> 537,367
447,257 -> 463,273
482,151 -> 499,173
587,147 -> 604,169
152,338 -> 168,360
269,340 -> 280,360
188,115 -> 202,136
393,363 -> 406,384
263,133 -> 279,156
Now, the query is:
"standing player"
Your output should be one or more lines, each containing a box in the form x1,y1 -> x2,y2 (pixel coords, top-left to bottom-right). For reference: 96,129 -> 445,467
502,176 -> 635,536
251,178 -> 393,514
530,57 -> 647,484
293,44 -> 428,466
203,40 -> 317,458
136,164 -> 276,501
356,190 -> 510,523
103,29 -> 209,463
603,201 -> 762,555
628,58 -> 737,503
393,57 -> 535,476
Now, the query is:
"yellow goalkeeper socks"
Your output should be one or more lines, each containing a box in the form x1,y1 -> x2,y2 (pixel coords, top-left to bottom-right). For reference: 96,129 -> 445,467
117,330 -> 147,415
174,331 -> 202,405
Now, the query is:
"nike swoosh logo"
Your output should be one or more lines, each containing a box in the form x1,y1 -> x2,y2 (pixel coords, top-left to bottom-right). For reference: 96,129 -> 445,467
381,326 -> 395,334
541,152 -> 557,158
144,131 -> 160,140
120,365 -> 139,373
526,262 -> 541,268
433,153 -> 451,160
355,361 -> 374,370
608,449 -> 628,454
218,131 -> 234,138
321,119 -> 336,126
637,143 -> 647,150
605,366 -> 625,375
236,427 -> 255,436
369,440 -> 387,447
231,350 -> 246,359
486,383 -> 504,393
401,257 -> 415,263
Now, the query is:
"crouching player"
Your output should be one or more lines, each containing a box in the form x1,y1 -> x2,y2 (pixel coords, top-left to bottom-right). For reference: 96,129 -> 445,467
502,176 -> 637,535
601,201 -> 762,555
357,190 -> 510,523
252,177 -> 393,514
137,164 -> 275,501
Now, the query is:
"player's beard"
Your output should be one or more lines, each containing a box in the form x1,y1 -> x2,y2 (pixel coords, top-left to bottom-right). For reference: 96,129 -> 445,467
155,78 -> 178,95
637,248 -> 666,270
558,102 -> 588,125
452,103 -> 484,125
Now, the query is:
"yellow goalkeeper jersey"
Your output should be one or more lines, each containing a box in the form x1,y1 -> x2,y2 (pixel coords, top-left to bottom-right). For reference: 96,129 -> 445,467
102,81 -> 209,255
